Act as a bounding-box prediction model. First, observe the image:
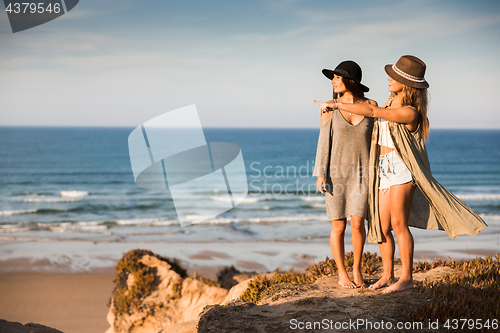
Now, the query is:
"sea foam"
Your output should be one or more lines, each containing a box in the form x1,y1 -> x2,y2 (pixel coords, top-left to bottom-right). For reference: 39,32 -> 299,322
0,209 -> 37,216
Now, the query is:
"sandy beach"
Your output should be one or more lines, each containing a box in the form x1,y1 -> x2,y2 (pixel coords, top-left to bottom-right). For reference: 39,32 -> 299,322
0,270 -> 115,333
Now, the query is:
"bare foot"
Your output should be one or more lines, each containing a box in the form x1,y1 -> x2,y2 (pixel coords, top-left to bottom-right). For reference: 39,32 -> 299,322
383,279 -> 414,293
338,275 -> 357,289
368,276 -> 395,290
353,270 -> 367,288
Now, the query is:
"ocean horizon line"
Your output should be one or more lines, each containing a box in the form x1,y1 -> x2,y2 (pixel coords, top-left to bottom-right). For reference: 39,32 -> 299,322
1,125 -> 500,131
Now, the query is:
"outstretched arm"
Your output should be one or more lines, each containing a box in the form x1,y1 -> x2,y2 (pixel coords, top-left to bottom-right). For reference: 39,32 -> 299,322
313,99 -> 417,125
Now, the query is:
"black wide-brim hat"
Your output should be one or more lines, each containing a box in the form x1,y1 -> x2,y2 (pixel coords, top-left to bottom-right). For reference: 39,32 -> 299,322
384,55 -> 429,89
322,60 -> 369,92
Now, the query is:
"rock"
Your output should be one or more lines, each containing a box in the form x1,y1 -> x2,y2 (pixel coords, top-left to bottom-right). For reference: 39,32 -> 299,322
0,319 -> 64,333
222,279 -> 252,305
106,249 -> 229,333
232,272 -> 257,283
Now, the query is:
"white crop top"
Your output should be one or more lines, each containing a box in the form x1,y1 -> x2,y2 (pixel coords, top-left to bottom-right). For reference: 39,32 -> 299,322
377,118 -> 394,148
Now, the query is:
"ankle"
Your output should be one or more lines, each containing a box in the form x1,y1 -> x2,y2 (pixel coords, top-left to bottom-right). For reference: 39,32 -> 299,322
381,274 -> 394,280
352,267 -> 362,274
398,276 -> 413,283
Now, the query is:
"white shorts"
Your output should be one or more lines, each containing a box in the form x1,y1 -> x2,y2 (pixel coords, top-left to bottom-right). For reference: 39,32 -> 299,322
379,151 -> 413,190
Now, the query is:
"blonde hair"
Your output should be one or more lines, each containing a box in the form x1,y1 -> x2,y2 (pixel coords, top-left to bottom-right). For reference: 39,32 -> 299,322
401,86 -> 429,140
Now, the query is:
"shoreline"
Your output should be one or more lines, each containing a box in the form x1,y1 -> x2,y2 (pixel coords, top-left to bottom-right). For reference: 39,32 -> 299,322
1,246 -> 497,278
1,225 -> 499,276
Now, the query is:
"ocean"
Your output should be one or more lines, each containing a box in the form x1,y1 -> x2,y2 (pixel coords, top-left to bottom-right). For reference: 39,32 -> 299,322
1,127 -> 499,273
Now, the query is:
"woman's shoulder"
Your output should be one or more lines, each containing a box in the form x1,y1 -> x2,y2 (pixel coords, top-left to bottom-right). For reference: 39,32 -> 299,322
402,104 -> 417,111
320,110 -> 334,127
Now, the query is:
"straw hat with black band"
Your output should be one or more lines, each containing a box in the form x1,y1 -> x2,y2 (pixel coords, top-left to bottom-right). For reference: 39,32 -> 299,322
385,55 -> 429,89
322,60 -> 370,93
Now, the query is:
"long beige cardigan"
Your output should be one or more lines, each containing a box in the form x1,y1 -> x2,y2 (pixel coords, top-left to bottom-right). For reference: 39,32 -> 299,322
366,97 -> 487,243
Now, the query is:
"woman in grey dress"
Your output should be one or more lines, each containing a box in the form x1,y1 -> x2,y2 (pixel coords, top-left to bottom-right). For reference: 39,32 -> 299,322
313,61 -> 376,288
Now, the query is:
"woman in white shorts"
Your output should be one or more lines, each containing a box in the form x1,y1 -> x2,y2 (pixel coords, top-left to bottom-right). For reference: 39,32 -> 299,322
377,119 -> 414,194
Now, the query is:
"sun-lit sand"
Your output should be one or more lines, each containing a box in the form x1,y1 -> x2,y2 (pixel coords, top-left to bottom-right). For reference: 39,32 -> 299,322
0,270 -> 115,333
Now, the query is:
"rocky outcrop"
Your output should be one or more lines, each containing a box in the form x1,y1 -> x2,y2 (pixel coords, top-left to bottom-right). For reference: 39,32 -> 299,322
196,259 -> 468,333
105,249 -> 229,333
0,320 -> 63,333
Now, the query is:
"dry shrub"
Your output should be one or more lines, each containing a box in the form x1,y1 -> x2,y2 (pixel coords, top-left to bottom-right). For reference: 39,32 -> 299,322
241,252 -> 382,304
413,257 -> 453,273
111,248 -> 187,314
408,255 -> 500,329
240,273 -> 316,304
305,251 -> 381,277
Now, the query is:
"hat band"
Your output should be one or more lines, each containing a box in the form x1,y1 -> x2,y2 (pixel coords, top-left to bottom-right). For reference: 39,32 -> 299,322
392,64 -> 426,83
335,69 -> 358,81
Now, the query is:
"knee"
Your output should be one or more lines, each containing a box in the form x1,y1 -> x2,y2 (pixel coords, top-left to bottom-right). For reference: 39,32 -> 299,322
390,219 -> 408,234
350,220 -> 365,233
331,221 -> 346,234
381,228 -> 393,239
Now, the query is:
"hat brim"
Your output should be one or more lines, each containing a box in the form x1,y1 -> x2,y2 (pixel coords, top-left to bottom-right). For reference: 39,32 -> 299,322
322,69 -> 369,92
385,65 -> 429,89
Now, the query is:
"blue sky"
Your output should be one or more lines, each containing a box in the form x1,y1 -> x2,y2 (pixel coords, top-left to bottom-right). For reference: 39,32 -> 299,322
1,0 -> 500,128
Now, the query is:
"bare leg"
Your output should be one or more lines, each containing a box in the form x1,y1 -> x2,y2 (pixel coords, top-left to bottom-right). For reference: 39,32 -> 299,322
384,182 -> 416,293
330,219 -> 356,288
350,215 -> 366,288
369,189 -> 396,290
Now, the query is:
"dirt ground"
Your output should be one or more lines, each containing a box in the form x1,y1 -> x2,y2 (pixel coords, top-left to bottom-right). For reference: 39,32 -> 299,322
197,265 -> 458,333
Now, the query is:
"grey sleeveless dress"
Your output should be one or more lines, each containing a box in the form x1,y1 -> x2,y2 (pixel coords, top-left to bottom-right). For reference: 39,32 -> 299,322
313,108 -> 374,220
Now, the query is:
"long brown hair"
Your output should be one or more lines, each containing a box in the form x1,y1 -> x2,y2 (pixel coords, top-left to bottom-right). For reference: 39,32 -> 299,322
333,77 -> 365,100
401,86 -> 429,140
